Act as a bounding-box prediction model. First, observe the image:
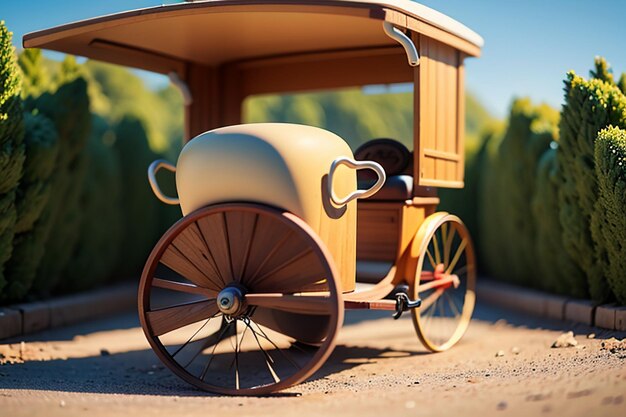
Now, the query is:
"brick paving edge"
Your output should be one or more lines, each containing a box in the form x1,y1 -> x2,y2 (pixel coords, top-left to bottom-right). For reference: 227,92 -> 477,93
0,282 -> 137,340
476,278 -> 626,331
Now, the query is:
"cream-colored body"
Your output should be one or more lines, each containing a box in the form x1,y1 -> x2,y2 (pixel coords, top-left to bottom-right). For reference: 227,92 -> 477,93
176,123 -> 357,292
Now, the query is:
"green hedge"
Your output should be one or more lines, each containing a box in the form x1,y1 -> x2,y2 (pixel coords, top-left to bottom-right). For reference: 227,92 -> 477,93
531,147 -> 585,296
478,99 -> 558,286
29,76 -> 91,294
60,115 -> 123,291
592,126 -> 626,304
113,115 -> 161,277
2,112 -> 58,301
557,68 -> 626,302
0,22 -> 25,297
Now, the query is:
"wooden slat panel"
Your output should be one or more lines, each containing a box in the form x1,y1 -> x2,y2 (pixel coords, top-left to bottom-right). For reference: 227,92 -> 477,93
237,47 -> 412,98
356,203 -> 402,261
414,35 -> 465,189
457,54 -> 466,181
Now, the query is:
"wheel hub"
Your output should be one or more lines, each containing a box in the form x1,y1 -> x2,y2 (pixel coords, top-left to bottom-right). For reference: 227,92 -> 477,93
217,286 -> 246,316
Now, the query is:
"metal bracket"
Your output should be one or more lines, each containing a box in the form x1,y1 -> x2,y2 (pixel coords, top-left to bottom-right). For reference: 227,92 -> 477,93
383,21 -> 419,67
393,292 -> 422,319
168,71 -> 193,106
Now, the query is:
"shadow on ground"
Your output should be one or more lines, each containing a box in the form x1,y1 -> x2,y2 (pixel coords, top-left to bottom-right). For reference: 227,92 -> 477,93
0,342 -> 426,397
1,300 -> 624,397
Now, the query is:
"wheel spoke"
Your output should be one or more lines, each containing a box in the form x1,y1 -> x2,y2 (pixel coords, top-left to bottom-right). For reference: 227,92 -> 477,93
171,317 -> 213,359
445,292 -> 461,318
239,214 -> 259,281
147,299 -> 219,337
234,321 -> 240,389
161,245 -> 221,292
425,248 -> 437,270
445,238 -> 468,275
251,248 -> 314,287
453,264 -> 468,277
420,288 -> 444,311
192,222 -> 228,287
444,224 -> 456,267
200,320 -> 235,381
245,293 -> 331,315
152,278 -> 218,298
181,317 -> 234,368
249,318 -> 302,370
432,233 -> 441,265
244,230 -> 293,286
245,319 -> 281,383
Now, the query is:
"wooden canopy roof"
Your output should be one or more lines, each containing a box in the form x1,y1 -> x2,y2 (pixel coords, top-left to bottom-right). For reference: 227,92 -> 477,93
23,0 -> 483,76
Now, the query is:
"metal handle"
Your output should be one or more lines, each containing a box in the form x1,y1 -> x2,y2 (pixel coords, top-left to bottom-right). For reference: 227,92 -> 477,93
383,22 -> 420,67
148,159 -> 180,205
328,157 -> 386,207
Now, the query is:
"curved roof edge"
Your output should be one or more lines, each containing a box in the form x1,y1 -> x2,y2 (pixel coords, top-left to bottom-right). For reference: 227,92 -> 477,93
24,1 -> 483,49
378,0 -> 484,48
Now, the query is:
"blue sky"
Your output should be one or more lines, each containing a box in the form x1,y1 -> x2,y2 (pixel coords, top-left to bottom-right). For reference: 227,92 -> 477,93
3,0 -> 626,117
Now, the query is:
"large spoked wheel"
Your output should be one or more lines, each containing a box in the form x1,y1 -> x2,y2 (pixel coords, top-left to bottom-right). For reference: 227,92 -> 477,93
409,212 -> 476,352
139,203 -> 343,395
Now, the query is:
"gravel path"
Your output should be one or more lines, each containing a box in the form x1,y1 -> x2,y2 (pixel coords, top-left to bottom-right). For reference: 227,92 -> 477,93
0,302 -> 624,417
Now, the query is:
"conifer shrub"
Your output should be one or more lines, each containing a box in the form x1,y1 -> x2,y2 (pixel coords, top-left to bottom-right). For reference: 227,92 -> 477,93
2,112 -> 59,300
531,147 -> 586,296
113,115 -> 161,277
478,99 -> 558,286
61,115 -> 122,291
592,126 -> 626,304
29,76 -> 91,294
0,22 -> 25,296
557,70 -> 626,302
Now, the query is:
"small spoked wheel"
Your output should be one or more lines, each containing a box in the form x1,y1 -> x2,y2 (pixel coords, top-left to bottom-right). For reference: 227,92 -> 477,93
409,212 -> 476,352
139,203 -> 343,395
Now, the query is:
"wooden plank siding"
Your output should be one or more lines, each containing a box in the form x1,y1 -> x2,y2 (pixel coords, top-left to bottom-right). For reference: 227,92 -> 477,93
413,33 -> 466,189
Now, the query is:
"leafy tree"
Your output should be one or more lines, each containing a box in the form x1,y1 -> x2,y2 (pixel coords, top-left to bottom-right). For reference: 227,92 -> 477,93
17,49 -> 50,98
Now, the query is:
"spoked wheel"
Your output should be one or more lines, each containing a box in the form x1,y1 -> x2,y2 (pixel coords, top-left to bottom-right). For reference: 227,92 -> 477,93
408,212 -> 476,352
139,203 -> 343,395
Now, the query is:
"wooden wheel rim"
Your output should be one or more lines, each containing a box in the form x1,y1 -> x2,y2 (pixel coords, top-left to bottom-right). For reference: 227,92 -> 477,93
138,203 -> 343,395
409,212 -> 476,352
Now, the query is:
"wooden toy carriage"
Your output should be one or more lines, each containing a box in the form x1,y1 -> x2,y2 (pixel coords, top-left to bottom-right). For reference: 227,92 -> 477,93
25,0 -> 483,395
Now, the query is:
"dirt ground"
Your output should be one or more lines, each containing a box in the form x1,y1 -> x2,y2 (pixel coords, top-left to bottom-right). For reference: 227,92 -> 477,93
0,301 -> 625,417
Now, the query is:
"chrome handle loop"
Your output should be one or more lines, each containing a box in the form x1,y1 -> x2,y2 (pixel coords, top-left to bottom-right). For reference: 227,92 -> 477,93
328,157 -> 386,207
148,159 -> 180,205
